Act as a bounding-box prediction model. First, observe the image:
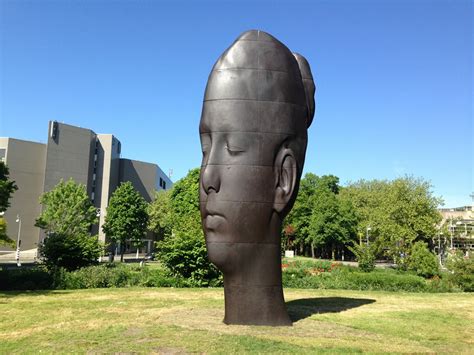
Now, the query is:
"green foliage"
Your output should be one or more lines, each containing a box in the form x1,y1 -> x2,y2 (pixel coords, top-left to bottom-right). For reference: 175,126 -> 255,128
39,232 -> 103,271
446,251 -> 474,291
35,179 -> 98,236
285,174 -> 357,258
283,265 -> 430,292
147,189 -> 172,239
280,257 -> 459,292
0,162 -> 18,246
406,241 -> 439,278
150,168 -> 222,286
284,173 -> 318,249
0,260 -> 461,293
0,217 -> 14,247
0,266 -> 53,290
0,161 -> 18,212
340,176 -> 442,263
155,230 -> 222,287
35,179 -> 102,270
349,243 -> 376,272
0,263 -> 191,290
102,181 -> 149,257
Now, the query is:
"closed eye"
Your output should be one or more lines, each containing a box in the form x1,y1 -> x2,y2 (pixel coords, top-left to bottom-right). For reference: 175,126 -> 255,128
225,143 -> 245,155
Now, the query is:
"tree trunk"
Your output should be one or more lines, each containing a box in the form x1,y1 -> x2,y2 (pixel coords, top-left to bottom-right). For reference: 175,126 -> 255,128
311,243 -> 315,258
120,243 -> 124,262
331,243 -> 335,260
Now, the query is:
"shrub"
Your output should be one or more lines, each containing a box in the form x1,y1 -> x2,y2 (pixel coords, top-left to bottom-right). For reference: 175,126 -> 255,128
445,251 -> 474,292
425,274 -> 460,293
39,232 -> 104,271
53,263 -> 192,289
348,243 -> 376,272
0,267 -> 53,290
283,266 -> 430,292
155,230 -> 222,287
406,241 -> 439,278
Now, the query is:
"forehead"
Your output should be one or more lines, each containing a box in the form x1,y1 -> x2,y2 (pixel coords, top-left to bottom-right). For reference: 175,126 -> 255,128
199,99 -> 306,134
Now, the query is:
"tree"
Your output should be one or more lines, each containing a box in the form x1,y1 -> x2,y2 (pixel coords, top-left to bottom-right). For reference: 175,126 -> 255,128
0,162 -> 18,246
348,242 -> 376,272
102,182 -> 148,262
36,179 -> 98,236
36,179 -> 102,270
0,162 -> 18,213
153,168 -> 221,285
340,176 -> 443,264
307,175 -> 358,259
147,189 -> 172,240
285,174 -> 358,259
0,217 -> 14,247
284,173 -> 319,255
406,241 -> 439,278
39,232 -> 103,271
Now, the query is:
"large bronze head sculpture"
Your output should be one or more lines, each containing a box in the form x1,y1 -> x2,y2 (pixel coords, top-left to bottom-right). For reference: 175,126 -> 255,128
199,30 -> 315,326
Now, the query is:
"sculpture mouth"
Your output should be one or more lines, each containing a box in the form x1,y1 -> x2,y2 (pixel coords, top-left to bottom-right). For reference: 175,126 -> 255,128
205,214 -> 225,230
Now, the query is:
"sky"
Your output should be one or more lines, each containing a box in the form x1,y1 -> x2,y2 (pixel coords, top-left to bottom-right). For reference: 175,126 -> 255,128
0,0 -> 472,208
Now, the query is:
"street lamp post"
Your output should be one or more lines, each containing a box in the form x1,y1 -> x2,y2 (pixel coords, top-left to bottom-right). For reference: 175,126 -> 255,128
15,215 -> 21,267
96,209 -> 102,263
438,231 -> 444,266
449,221 -> 454,249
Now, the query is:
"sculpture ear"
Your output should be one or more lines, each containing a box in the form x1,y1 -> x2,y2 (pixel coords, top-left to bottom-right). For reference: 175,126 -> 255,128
274,147 -> 298,214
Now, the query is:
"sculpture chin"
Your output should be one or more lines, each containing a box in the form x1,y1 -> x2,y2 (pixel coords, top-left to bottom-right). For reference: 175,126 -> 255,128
205,240 -> 235,275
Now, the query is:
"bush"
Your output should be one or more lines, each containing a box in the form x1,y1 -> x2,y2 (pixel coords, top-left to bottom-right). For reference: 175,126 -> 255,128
348,243 -> 376,272
0,267 -> 53,290
53,263 -> 192,289
446,251 -> 474,292
283,266 -> 430,292
406,241 -> 439,278
39,232 -> 104,271
155,230 -> 222,287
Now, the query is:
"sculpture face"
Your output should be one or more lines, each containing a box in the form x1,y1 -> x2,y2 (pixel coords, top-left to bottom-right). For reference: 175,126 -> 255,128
199,30 -> 315,326
199,100 -> 279,272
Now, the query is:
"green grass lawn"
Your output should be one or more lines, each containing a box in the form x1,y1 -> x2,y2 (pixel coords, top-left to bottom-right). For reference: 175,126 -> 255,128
1,288 -> 472,353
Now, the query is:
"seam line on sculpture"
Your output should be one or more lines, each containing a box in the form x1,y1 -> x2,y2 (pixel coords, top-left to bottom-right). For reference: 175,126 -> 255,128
200,163 -> 297,169
212,68 -> 291,74
227,284 -> 282,289
200,200 -> 285,204
200,131 -> 299,136
204,99 -> 306,107
206,241 -> 280,245
235,38 -> 274,43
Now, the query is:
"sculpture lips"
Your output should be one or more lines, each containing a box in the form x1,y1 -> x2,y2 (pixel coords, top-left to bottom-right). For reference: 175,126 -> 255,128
205,214 -> 225,230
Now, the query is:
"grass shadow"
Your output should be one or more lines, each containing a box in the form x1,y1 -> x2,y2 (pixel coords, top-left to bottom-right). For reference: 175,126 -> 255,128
287,297 -> 376,322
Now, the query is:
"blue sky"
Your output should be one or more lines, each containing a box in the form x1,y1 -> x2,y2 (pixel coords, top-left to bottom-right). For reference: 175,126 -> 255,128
0,0 -> 472,207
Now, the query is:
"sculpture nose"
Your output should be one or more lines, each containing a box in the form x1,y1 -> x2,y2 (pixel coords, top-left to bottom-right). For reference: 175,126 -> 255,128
201,164 -> 221,194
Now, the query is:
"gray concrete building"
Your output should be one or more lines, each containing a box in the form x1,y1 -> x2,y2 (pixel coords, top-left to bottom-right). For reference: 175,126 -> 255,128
0,138 -> 47,252
1,121 -> 172,254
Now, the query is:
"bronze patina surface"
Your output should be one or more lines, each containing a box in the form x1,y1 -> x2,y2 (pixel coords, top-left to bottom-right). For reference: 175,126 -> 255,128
199,30 -> 315,326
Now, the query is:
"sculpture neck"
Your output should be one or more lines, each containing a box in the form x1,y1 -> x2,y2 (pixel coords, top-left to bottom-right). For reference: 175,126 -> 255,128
223,281 -> 292,326
221,238 -> 292,326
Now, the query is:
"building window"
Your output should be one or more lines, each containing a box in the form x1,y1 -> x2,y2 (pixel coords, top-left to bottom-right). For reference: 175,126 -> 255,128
163,181 -> 166,189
